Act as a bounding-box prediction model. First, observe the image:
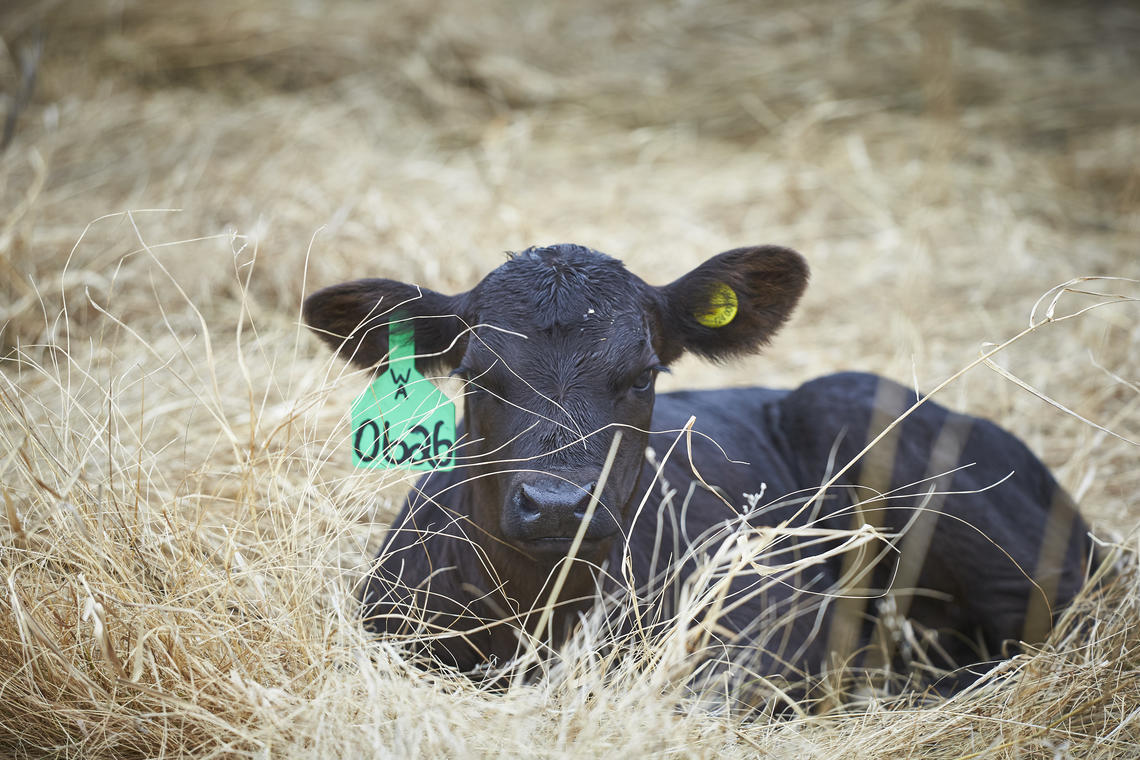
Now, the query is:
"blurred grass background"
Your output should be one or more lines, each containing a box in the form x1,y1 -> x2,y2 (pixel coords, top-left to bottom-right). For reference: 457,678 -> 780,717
1,0 -> 1138,756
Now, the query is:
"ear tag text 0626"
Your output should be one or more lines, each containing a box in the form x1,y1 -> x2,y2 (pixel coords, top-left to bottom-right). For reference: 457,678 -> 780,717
350,324 -> 456,471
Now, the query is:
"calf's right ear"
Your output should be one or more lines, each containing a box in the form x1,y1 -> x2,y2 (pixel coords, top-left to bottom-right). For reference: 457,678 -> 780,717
653,245 -> 808,364
302,278 -> 470,375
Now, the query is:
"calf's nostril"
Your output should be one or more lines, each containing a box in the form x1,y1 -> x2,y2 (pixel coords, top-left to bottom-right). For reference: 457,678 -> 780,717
516,485 -> 542,519
572,481 -> 598,518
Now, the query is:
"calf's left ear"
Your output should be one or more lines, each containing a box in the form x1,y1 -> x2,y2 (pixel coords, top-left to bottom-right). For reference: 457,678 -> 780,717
653,245 -> 808,364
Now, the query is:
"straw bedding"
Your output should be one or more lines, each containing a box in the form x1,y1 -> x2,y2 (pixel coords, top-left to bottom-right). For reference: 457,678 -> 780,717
1,1 -> 1137,756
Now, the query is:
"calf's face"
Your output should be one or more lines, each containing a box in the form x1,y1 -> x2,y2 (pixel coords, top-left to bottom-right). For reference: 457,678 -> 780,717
304,244 -> 807,564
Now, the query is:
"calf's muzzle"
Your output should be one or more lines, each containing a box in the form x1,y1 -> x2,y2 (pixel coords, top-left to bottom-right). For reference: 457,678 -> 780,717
501,475 -> 620,556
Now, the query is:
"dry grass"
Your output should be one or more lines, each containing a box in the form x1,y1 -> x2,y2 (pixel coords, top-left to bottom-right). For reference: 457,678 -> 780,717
1,0 -> 1139,756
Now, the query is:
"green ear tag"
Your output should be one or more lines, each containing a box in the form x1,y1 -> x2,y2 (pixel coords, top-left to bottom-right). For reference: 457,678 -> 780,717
350,324 -> 456,471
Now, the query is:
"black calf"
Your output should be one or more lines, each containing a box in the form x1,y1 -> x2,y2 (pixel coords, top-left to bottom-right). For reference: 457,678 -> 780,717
304,244 -> 1093,696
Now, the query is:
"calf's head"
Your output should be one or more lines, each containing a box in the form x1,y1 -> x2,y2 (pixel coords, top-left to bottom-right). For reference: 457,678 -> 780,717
304,244 -> 807,564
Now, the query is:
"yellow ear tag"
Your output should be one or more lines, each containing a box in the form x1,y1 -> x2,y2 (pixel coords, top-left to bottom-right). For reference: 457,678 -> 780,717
694,282 -> 738,327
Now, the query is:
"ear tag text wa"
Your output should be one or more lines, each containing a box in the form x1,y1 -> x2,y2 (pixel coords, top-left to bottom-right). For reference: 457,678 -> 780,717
350,324 -> 456,471
695,282 -> 738,327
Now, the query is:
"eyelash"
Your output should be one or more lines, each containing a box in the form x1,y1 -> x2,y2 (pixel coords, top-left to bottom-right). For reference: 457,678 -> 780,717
632,365 -> 667,392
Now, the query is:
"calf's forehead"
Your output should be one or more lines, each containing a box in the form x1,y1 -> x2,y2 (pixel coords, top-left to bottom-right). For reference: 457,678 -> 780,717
465,245 -> 655,354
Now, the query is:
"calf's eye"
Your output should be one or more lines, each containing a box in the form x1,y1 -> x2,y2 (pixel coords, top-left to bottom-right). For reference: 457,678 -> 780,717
631,369 -> 656,392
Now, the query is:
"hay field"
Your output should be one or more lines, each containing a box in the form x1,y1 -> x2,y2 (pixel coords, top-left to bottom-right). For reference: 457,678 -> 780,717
1,0 -> 1138,756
